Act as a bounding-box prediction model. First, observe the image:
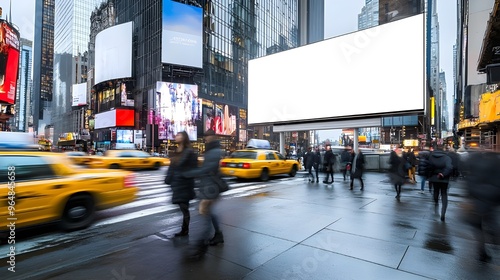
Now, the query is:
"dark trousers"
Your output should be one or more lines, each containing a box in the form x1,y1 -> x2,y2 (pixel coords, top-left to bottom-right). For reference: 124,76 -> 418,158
433,182 -> 449,218
324,164 -> 334,183
178,202 -> 190,232
308,165 -> 319,181
350,177 -> 364,189
394,184 -> 402,197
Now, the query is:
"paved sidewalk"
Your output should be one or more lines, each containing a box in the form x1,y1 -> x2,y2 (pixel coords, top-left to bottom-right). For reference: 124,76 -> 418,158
35,172 -> 500,279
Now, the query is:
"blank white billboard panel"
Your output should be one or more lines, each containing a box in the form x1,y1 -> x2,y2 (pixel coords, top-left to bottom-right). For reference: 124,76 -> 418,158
95,22 -> 133,84
72,83 -> 87,107
248,14 -> 425,125
95,110 -> 116,129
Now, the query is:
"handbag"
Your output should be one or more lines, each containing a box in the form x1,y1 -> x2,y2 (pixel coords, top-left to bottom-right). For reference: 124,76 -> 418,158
211,173 -> 229,193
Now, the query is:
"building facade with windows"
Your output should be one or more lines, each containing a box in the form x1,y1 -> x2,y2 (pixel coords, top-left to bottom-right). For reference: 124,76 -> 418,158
13,38 -> 33,132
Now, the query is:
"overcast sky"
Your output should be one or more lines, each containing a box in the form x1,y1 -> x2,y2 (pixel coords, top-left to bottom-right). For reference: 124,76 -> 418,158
1,0 -> 458,141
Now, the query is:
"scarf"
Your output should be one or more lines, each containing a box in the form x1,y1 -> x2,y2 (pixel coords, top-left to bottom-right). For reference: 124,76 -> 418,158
352,154 -> 358,173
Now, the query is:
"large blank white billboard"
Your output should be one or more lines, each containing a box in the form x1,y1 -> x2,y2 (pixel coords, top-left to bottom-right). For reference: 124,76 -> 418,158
95,21 -> 133,85
72,83 -> 87,107
95,110 -> 116,129
248,14 -> 425,125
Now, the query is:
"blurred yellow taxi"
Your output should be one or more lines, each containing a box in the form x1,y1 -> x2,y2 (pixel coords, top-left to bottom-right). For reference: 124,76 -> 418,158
220,139 -> 301,181
87,150 -> 169,170
66,151 -> 93,166
0,138 -> 138,232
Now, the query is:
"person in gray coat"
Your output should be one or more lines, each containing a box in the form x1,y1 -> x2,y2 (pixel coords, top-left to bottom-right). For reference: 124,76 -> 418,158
182,129 -> 224,258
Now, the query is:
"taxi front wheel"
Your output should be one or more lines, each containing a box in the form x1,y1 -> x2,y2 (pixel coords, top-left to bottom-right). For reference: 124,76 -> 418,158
60,194 -> 95,231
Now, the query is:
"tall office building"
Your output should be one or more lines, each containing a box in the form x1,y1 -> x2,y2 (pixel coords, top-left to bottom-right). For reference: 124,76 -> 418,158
13,38 -> 33,132
52,0 -> 102,140
358,0 -> 379,30
299,0 -> 324,45
32,0 -> 55,136
94,0 -> 302,150
439,71 -> 448,133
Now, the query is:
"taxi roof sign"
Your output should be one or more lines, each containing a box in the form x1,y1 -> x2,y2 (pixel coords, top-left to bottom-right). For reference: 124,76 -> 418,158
246,139 -> 271,149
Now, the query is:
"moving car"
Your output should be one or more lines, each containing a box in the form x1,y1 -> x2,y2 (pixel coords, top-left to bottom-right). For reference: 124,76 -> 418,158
220,139 -> 300,181
87,150 -> 170,170
0,138 -> 138,232
66,151 -> 92,166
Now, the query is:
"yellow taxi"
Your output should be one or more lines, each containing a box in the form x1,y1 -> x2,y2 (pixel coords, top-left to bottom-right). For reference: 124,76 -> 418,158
66,151 -> 93,166
0,134 -> 138,232
220,139 -> 301,181
86,150 -> 170,170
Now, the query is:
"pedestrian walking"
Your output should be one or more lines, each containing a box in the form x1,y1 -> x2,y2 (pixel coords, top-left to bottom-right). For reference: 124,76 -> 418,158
340,146 -> 351,181
312,146 -> 321,183
461,150 -> 500,262
164,131 -> 197,237
427,144 -> 453,222
406,149 -> 417,183
389,148 -> 406,200
416,148 -> 431,194
349,148 -> 365,190
323,145 -> 335,184
182,129 -> 224,259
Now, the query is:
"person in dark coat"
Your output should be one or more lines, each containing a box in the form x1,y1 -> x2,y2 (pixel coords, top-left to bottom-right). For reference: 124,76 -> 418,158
349,148 -> 365,190
312,147 -> 321,183
323,145 -> 335,184
461,150 -> 500,262
428,145 -> 453,222
305,147 -> 314,180
340,147 -> 351,181
406,149 -> 417,183
389,148 -> 406,200
182,129 -> 224,258
416,149 -> 431,193
164,131 -> 198,237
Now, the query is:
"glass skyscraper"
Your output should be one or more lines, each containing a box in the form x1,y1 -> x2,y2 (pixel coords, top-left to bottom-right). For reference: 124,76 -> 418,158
32,0 -> 55,135
52,0 -> 102,139
14,38 -> 33,132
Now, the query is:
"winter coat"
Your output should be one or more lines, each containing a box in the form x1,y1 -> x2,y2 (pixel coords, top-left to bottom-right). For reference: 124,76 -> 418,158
182,140 -> 223,199
427,150 -> 453,183
417,150 -> 431,177
406,151 -> 417,166
350,151 -> 365,179
165,148 -> 197,204
388,151 -> 406,185
323,150 -> 335,170
306,151 -> 320,170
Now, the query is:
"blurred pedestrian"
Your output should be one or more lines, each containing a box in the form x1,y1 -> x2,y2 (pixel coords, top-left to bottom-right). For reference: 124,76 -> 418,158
389,147 -> 406,200
461,150 -> 500,262
406,149 -> 417,183
340,146 -> 351,181
164,131 -> 197,237
312,146 -> 321,183
428,144 -> 453,222
305,147 -> 314,180
323,145 -> 335,184
182,129 -> 224,259
349,148 -> 365,190
416,148 -> 431,194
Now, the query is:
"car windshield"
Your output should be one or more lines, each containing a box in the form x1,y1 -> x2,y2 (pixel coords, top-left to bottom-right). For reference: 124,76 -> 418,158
229,151 -> 257,159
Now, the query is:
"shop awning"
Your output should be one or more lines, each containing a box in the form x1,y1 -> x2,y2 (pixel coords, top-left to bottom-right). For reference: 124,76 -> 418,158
478,0 -> 500,71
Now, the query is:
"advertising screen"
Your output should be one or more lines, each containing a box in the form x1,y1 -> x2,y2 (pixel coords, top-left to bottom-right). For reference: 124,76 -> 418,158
117,129 -> 133,143
156,81 -> 201,141
0,21 -> 20,105
116,81 -> 134,107
95,22 -> 133,85
202,100 -> 237,136
161,0 -> 202,68
72,83 -> 87,106
116,108 -> 135,127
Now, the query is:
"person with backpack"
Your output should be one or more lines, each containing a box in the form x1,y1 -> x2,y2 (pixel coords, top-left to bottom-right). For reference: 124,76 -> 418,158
406,149 -> 417,183
427,144 -> 453,222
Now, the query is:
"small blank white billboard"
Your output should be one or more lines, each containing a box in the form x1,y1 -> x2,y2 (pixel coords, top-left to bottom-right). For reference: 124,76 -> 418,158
248,14 -> 425,125
72,83 -> 87,107
95,110 -> 116,129
95,21 -> 133,85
